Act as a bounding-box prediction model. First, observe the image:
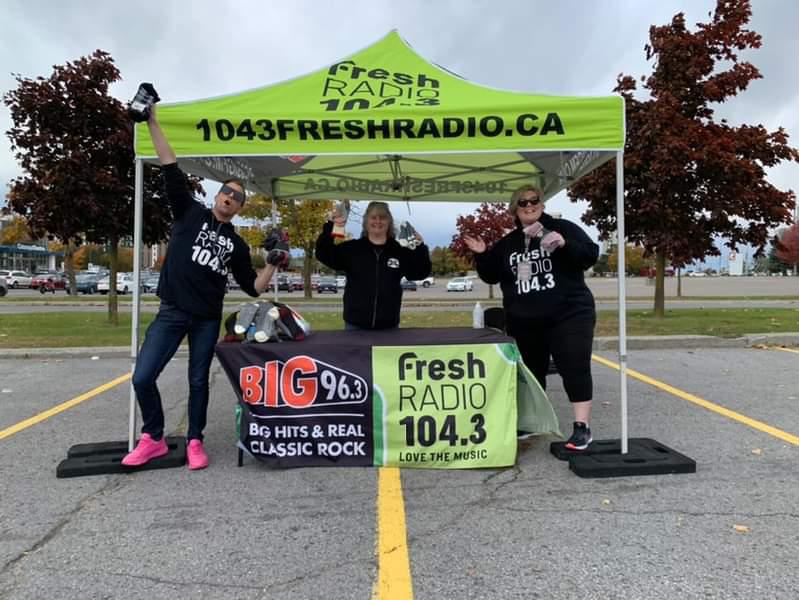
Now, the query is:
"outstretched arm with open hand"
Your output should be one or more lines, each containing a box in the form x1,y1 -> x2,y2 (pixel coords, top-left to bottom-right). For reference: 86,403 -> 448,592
463,235 -> 486,254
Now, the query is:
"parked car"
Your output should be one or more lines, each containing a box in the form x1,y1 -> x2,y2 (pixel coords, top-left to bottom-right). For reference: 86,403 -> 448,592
0,278 -> 7,297
267,274 -> 292,292
310,274 -> 321,290
2,270 -> 33,288
414,276 -> 435,288
317,276 -> 338,293
336,275 -> 346,289
72,272 -> 101,294
400,278 -> 417,291
142,273 -> 160,293
447,277 -> 474,292
289,275 -> 304,291
31,272 -> 67,292
98,272 -> 135,294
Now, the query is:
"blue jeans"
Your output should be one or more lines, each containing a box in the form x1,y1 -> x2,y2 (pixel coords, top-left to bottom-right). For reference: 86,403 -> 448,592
132,303 -> 220,441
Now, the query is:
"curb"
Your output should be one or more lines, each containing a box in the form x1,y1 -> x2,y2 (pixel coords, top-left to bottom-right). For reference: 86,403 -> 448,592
0,347 -> 190,360
1,333 -> 797,359
593,333 -> 799,350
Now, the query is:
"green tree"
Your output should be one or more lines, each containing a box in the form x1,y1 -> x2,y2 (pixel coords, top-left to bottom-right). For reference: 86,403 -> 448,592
241,195 -> 335,298
608,244 -> 651,276
569,0 -> 799,316
251,253 -> 266,269
0,214 -> 33,244
592,254 -> 610,276
430,246 -> 469,276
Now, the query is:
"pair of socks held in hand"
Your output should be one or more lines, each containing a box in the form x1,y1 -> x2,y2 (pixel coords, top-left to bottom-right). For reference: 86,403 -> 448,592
523,222 -> 564,253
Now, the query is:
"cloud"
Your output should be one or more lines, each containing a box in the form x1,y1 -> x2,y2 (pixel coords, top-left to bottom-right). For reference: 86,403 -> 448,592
1,0 -> 796,243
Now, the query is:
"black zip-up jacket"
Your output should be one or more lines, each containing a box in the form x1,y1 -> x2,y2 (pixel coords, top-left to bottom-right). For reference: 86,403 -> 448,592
315,221 -> 432,329
157,163 -> 259,318
474,213 -> 599,321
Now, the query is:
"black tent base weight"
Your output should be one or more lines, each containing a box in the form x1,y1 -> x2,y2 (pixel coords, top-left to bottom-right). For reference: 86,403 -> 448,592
56,437 -> 186,478
550,438 -> 696,478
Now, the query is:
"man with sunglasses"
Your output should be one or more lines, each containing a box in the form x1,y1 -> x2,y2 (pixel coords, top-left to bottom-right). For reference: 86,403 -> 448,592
463,184 -> 599,451
122,105 -> 281,471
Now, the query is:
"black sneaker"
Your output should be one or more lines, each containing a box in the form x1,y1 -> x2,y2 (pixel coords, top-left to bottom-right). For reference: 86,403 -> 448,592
564,422 -> 592,450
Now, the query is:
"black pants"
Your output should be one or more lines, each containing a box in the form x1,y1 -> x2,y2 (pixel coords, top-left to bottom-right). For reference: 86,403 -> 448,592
506,312 -> 595,403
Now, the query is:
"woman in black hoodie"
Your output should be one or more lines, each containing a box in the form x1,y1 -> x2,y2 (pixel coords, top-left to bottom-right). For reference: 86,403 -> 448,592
464,184 -> 599,450
315,201 -> 432,330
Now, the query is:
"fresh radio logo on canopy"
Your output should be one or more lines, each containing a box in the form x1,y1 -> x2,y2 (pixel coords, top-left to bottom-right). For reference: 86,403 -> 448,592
320,59 -> 441,112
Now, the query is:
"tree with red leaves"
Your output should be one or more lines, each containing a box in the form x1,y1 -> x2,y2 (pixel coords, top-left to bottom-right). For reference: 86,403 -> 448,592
776,224 -> 799,266
4,51 -> 202,323
451,202 -> 514,298
568,0 -> 799,316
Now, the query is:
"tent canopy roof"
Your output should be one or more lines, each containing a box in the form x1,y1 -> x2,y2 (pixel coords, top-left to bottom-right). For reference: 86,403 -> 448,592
134,30 -> 624,201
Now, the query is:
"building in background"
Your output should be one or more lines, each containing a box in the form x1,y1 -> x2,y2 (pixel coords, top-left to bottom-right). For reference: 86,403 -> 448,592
0,243 -> 61,272
728,250 -> 745,276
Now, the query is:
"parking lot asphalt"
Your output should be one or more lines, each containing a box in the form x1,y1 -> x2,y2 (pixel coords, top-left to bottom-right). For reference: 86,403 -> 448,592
1,344 -> 797,599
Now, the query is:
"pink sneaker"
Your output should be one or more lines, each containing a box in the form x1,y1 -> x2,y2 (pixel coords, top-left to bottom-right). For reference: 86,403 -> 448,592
121,433 -> 168,467
186,439 -> 209,470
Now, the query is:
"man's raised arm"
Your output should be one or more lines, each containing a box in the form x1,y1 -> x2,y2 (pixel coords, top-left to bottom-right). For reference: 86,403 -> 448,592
147,105 -> 177,166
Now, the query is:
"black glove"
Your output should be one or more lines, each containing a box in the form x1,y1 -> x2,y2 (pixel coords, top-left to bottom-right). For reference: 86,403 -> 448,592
261,229 -> 288,252
266,248 -> 289,267
128,83 -> 160,123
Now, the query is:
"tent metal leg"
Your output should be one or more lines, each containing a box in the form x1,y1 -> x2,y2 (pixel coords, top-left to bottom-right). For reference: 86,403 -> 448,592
129,158 -> 144,451
615,150 -> 628,455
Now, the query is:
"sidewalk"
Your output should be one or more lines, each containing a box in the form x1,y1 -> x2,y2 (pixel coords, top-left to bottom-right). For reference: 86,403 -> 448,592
2,332 -> 798,359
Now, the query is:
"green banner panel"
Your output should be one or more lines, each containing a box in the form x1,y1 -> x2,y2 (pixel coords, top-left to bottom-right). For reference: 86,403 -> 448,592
373,343 -> 518,469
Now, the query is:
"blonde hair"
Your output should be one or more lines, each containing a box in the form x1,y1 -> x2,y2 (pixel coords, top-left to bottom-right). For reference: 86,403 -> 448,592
360,201 -> 395,239
508,184 -> 543,215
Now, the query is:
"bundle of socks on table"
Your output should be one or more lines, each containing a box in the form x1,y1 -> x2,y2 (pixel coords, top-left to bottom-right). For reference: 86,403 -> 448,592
224,301 -> 310,343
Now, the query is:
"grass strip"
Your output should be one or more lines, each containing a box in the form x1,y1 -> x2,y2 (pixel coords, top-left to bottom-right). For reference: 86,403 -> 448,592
1,308 -> 798,348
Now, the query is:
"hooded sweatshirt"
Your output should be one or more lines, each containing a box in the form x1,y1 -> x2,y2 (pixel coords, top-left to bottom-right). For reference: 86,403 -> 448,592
157,163 -> 258,318
315,221 -> 431,329
474,213 -> 599,321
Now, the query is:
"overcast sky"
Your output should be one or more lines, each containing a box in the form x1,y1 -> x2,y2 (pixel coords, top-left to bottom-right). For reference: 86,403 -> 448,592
1,0 -> 797,253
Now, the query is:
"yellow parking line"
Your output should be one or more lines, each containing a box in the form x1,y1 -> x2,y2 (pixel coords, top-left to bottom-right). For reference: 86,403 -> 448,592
0,373 -> 131,441
373,467 -> 413,600
772,346 -> 799,355
591,354 -> 799,447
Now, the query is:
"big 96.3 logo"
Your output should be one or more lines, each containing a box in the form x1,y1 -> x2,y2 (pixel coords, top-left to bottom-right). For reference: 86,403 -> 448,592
239,356 -> 368,408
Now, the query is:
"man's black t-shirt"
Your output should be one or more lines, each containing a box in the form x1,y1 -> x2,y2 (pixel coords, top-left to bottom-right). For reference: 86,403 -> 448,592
157,163 -> 258,318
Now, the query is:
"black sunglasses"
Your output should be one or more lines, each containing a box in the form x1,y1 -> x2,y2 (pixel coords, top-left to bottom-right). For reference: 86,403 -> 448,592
517,197 -> 541,208
220,184 -> 245,204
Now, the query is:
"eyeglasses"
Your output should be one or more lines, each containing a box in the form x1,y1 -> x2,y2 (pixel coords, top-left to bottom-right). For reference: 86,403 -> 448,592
517,197 -> 541,208
220,184 -> 245,204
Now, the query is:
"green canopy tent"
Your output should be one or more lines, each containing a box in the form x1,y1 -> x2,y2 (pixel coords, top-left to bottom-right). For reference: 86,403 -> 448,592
129,31 -> 635,461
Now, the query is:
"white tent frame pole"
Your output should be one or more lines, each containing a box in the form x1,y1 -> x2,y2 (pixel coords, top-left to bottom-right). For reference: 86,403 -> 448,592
271,192 -> 279,303
128,158 -> 144,451
615,150 -> 628,454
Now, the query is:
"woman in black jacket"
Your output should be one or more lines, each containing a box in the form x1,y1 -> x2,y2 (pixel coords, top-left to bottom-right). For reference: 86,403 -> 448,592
315,201 -> 432,330
464,184 -> 599,450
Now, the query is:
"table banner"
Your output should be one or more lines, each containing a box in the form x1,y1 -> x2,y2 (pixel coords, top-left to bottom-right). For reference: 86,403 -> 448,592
215,328 -> 558,469
372,342 -> 518,469
217,342 -> 374,467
